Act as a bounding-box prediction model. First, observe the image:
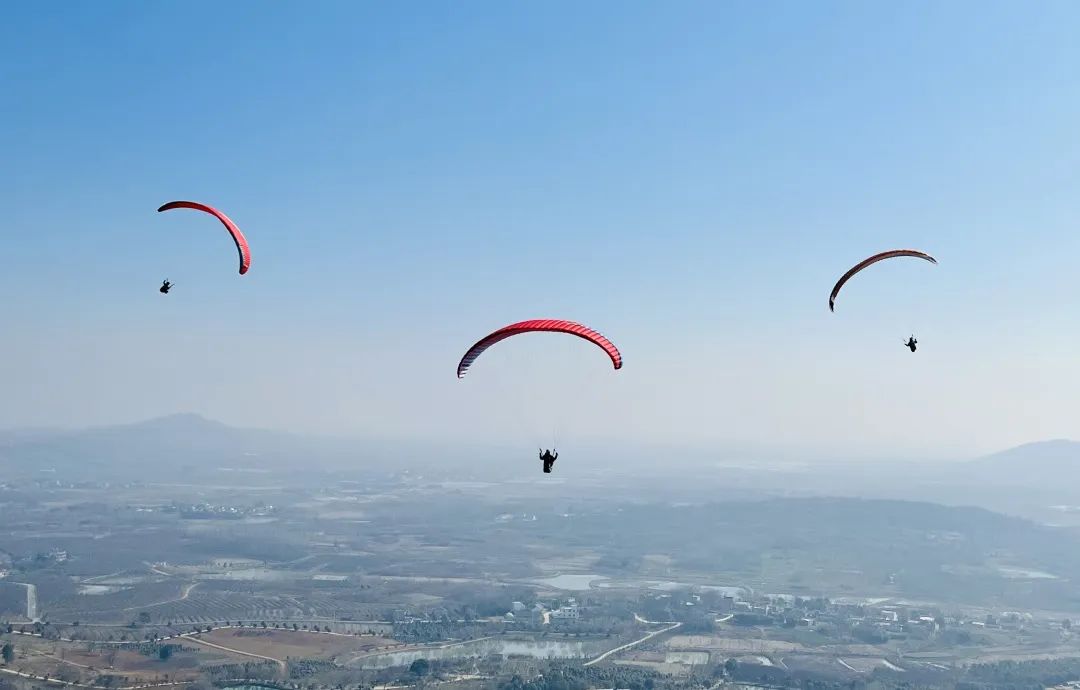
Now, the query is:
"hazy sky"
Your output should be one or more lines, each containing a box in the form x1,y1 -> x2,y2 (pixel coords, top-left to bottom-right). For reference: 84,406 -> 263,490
4,1 -> 1080,458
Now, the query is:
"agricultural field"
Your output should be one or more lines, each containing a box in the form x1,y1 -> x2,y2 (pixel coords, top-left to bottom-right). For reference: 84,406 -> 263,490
665,635 -> 802,654
190,628 -> 400,665
1,636 -> 209,686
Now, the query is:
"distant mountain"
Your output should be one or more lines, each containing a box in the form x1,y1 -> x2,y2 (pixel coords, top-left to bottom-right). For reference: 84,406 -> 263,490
11,412 -> 1080,501
976,439 -> 1080,474
0,414 -> 354,480
940,439 -> 1080,502
0,414 -> 511,482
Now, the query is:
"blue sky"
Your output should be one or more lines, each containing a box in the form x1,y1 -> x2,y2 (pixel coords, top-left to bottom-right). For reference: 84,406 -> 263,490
4,1 -> 1080,457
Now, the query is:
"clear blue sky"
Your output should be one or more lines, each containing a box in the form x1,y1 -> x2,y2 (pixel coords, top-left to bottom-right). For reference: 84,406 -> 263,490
4,1 -> 1080,458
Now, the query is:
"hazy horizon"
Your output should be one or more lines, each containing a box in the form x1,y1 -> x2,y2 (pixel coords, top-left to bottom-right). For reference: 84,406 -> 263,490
3,409 -> 1071,467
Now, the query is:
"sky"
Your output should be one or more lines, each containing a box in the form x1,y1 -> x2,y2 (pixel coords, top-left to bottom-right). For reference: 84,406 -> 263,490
4,1 -> 1080,458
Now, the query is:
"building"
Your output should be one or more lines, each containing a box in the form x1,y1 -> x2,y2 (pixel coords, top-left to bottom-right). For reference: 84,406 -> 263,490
551,599 -> 580,620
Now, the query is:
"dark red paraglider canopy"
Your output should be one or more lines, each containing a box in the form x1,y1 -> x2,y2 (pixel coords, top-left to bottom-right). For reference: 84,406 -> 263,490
829,249 -> 936,312
457,319 -> 623,378
157,201 -> 251,275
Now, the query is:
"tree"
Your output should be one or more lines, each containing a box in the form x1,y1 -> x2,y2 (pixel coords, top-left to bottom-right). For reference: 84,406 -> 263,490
1064,619 -> 1073,631
2,644 -> 13,664
158,646 -> 173,662
409,659 -> 430,677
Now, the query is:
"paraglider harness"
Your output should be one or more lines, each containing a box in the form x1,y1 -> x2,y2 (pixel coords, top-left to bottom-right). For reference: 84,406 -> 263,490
160,279 -> 173,294
539,449 -> 558,474
904,336 -> 917,352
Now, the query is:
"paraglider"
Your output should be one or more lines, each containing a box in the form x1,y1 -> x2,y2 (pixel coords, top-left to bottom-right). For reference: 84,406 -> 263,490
157,201 -> 251,275
540,449 -> 558,473
456,319 -> 622,378
458,319 -> 622,473
828,249 -> 936,311
159,279 -> 173,294
904,335 -> 917,352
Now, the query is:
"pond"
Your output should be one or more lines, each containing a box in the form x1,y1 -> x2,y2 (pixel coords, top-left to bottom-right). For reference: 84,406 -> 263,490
77,585 -> 130,595
996,566 -> 1059,580
533,574 -> 747,597
531,574 -> 603,590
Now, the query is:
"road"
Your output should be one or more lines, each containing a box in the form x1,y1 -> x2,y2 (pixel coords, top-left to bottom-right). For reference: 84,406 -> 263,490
584,619 -> 682,667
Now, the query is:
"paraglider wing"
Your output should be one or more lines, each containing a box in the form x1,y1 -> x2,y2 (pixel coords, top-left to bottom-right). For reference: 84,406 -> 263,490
829,249 -> 936,311
457,319 -> 622,378
157,201 -> 251,275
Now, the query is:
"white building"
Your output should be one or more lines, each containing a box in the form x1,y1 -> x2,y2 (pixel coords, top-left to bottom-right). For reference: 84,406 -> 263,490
551,599 -> 580,620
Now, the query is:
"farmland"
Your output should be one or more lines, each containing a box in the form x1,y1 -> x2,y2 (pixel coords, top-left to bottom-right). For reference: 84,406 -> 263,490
1,442 -> 1080,690
190,628 -> 398,664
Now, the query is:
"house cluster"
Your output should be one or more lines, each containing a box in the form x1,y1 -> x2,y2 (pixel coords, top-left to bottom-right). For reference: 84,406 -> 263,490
695,591 -> 1048,639
504,597 -> 580,622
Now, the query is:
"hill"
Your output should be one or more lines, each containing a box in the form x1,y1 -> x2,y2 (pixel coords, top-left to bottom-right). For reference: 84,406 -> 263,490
0,414 -> 357,480
974,439 -> 1080,478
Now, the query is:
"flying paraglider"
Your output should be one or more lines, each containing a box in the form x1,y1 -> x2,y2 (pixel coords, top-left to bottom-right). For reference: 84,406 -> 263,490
904,335 -> 918,353
456,319 -> 622,378
828,249 -> 936,312
159,279 -> 173,294
458,319 -> 622,474
157,201 -> 251,275
539,449 -> 558,473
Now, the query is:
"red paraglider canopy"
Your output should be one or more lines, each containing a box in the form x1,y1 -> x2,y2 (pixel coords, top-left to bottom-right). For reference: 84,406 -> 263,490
157,201 -> 251,275
457,319 -> 623,378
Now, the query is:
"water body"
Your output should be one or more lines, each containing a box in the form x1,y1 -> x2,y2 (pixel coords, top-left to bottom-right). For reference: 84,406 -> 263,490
997,566 -> 1059,580
532,574 -> 602,590
78,585 -> 129,595
535,573 -> 748,597
196,568 -> 290,582
352,638 -> 592,669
